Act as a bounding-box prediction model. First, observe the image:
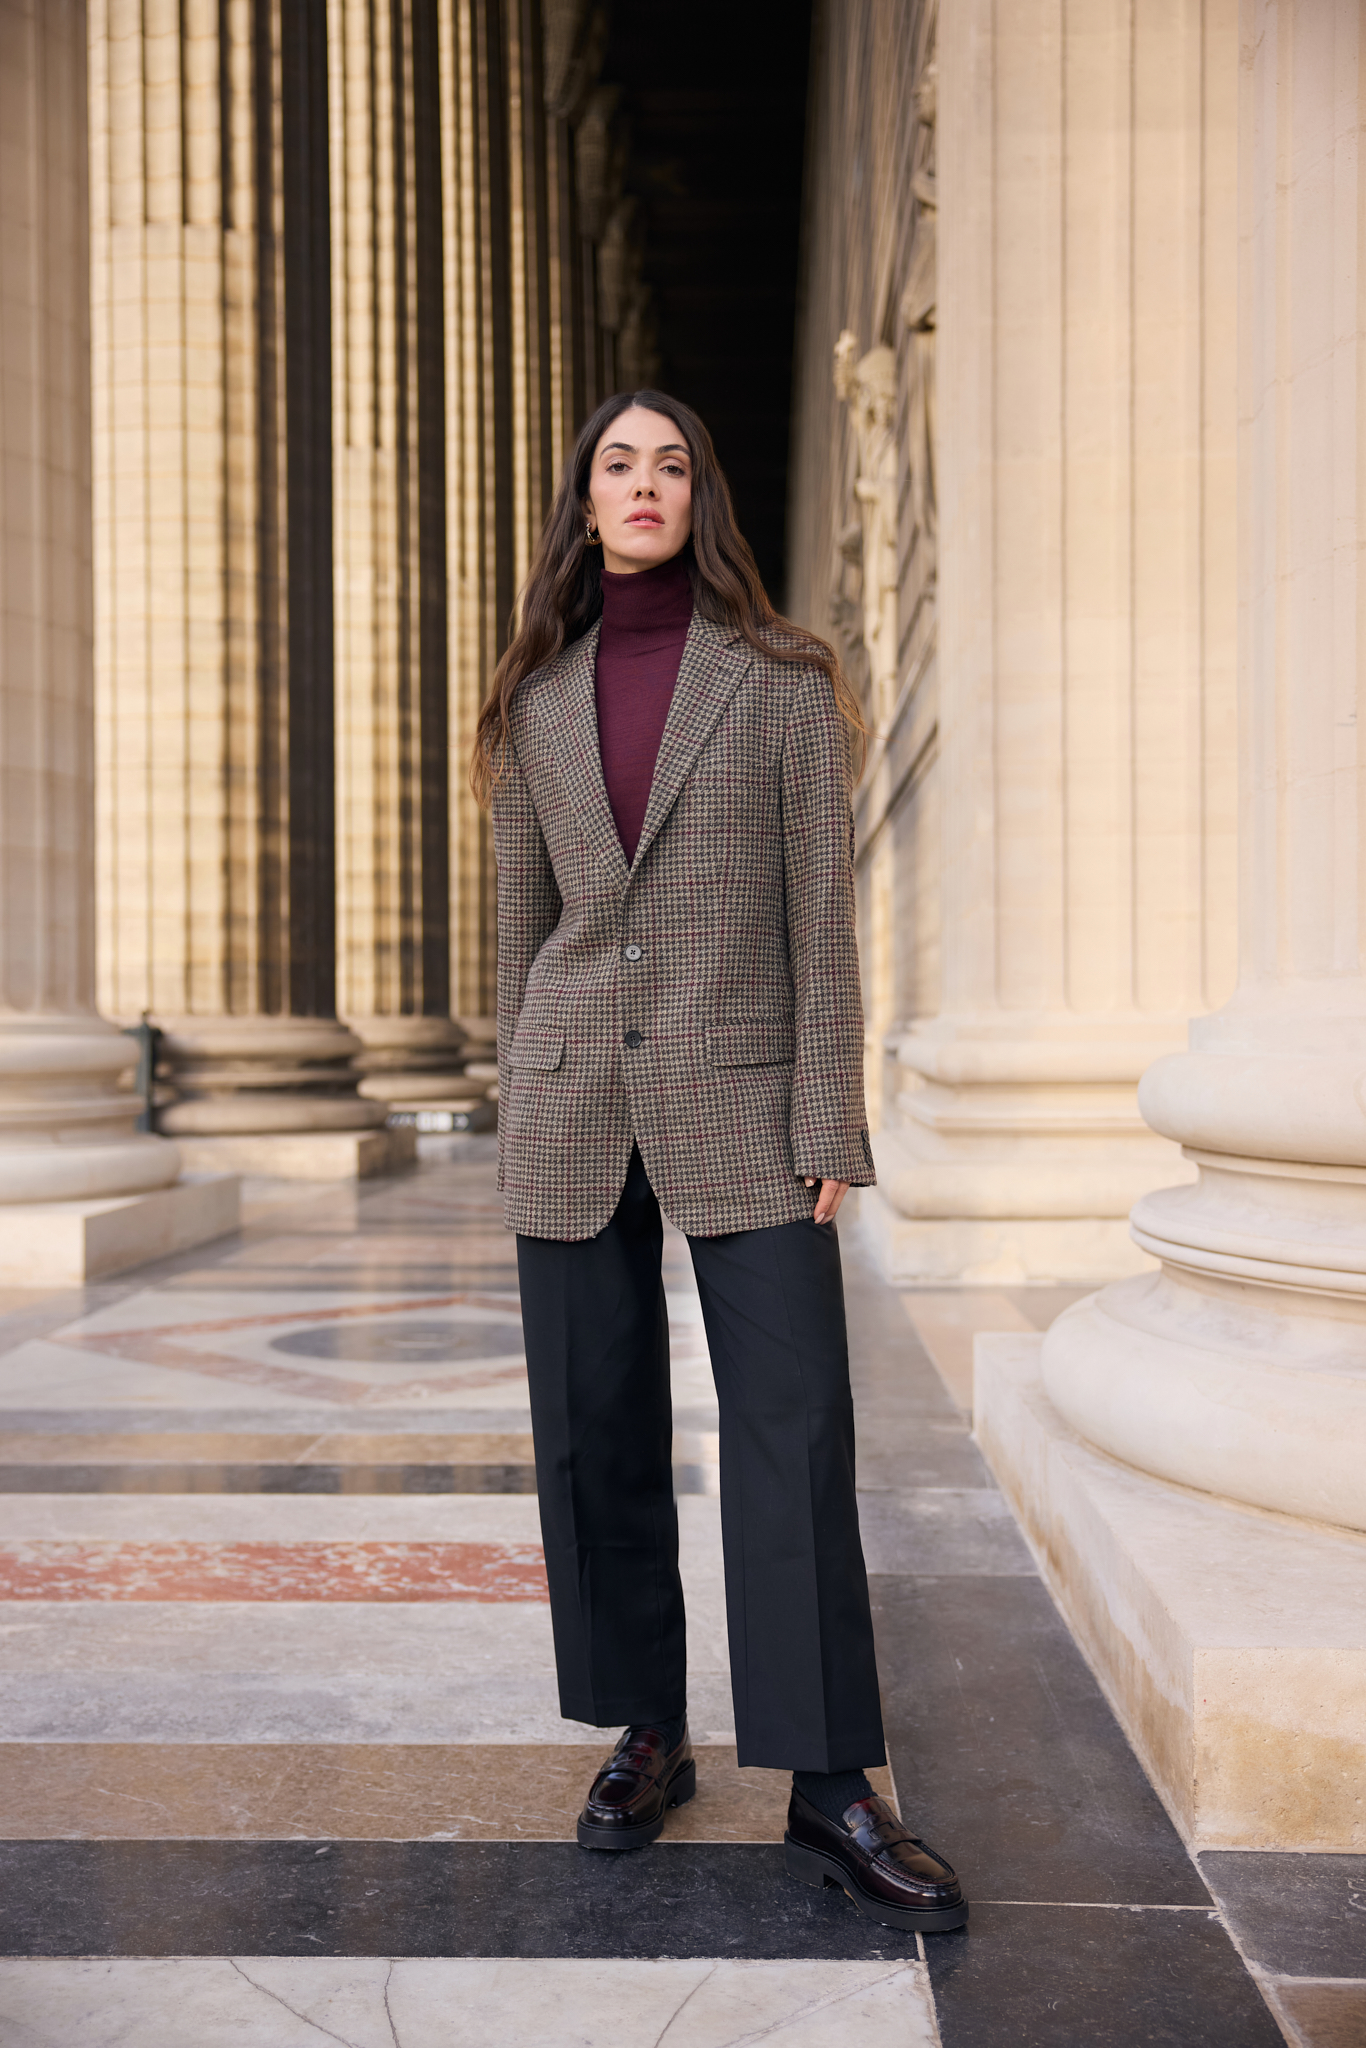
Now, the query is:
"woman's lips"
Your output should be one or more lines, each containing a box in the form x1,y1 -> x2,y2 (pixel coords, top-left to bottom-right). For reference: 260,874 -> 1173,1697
626,512 -> 664,525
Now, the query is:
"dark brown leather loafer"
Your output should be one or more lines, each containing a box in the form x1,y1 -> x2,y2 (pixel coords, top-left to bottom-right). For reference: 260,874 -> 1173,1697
576,1723 -> 696,1850
784,1788 -> 968,1932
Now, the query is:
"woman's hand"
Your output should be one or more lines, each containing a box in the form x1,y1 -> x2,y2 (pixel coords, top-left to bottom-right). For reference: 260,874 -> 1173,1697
804,1177 -> 851,1225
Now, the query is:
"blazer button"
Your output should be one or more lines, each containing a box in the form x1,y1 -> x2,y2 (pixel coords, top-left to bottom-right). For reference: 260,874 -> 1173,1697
624,943 -> 643,962
623,1029 -> 643,1049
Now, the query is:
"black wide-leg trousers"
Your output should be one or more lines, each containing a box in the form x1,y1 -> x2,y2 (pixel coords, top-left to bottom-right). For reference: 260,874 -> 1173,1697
515,1145 -> 886,1771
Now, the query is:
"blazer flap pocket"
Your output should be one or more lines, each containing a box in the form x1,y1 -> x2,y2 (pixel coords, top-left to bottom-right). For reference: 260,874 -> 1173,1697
510,1027 -> 565,1071
707,1019 -> 796,1068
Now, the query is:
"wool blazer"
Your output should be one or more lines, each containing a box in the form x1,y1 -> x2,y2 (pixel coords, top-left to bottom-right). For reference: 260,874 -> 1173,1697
493,607 -> 875,1241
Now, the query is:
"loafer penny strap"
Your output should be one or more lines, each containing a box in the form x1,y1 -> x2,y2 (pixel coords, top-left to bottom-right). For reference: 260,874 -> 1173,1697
845,1798 -> 958,1892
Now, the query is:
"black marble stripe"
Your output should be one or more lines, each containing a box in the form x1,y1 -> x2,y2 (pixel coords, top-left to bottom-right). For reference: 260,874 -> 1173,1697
1199,1851 -> 1366,1979
924,1901 -> 1285,2048
871,1575 -> 1209,1907
0,1841 -> 906,1961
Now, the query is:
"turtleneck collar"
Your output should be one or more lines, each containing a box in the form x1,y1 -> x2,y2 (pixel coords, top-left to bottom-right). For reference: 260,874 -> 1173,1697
599,551 -> 693,636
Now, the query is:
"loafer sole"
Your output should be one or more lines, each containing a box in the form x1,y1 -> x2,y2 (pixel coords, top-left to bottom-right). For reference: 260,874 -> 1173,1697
784,1833 -> 969,1933
576,1757 -> 697,1851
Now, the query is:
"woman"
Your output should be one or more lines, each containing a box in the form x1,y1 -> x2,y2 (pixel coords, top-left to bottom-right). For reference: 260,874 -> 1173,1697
472,390 -> 966,1935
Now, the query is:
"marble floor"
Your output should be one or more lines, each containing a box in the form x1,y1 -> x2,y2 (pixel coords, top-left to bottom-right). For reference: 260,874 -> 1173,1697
0,1139 -> 1357,2046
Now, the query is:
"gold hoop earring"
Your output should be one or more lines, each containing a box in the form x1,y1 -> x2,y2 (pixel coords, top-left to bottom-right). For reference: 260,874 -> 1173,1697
584,520 -> 602,548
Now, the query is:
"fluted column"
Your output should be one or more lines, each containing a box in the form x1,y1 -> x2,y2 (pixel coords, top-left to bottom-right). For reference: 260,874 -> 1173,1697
872,0 -> 1239,1283
89,0 -> 391,1171
1043,0 -> 1366,1533
505,0 -> 554,594
329,0 -> 473,1113
440,0 -> 510,1020
0,0 -> 180,1216
541,0 -> 593,471
0,0 -> 240,1277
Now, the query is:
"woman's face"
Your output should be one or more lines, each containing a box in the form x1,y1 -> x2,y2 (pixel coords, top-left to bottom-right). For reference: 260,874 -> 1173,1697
583,406 -> 694,574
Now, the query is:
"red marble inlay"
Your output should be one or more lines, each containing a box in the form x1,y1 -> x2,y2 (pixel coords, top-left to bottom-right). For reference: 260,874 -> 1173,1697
0,1541 -> 549,1603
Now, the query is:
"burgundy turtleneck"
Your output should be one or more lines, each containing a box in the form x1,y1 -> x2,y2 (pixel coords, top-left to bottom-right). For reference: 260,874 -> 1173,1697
594,554 -> 694,862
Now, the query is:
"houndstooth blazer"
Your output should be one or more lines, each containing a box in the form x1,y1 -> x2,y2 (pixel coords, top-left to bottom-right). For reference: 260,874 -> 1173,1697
492,608 -> 875,1240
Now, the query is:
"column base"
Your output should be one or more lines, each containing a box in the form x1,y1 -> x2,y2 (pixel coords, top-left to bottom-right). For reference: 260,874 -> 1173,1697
346,1016 -> 478,1110
169,1126 -> 417,1181
974,1333 -> 1366,1851
0,1174 -> 240,1286
848,1185 -> 1154,1284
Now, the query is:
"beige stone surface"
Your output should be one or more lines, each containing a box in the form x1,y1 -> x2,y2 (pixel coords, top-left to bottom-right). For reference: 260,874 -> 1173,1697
852,1185 -> 1145,1292
1045,1274 -> 1366,1534
1270,1981 -> 1366,2048
170,1127 -> 415,1183
358,1071 -> 484,1104
0,1174 -> 239,1286
161,1098 -> 388,1139
976,1334 -> 1366,1851
0,1739 -> 895,1842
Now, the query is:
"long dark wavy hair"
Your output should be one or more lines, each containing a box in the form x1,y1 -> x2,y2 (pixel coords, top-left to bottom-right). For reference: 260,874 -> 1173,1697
469,389 -> 865,805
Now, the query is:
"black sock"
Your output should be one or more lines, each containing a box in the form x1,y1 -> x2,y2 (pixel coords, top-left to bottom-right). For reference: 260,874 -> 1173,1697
628,1712 -> 687,1752
793,1767 -> 874,1823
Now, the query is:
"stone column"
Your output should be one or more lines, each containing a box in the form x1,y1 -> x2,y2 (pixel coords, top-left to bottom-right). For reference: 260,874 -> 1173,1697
89,0 -> 402,1178
329,0 -> 477,1120
0,0 -> 235,1281
972,0 -> 1366,1852
440,0 -> 510,1022
865,0 -> 1239,1284
505,0 -> 554,593
541,0 -> 596,473
1043,0 -> 1366,1536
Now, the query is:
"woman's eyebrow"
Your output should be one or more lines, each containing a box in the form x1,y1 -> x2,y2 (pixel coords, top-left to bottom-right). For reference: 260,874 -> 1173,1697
599,441 -> 690,457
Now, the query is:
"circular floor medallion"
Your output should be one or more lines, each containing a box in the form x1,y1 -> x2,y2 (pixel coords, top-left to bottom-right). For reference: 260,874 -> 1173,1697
270,1318 -> 524,1365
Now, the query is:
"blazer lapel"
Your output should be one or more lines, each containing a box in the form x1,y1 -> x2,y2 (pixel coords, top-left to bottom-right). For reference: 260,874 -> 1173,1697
534,621 -> 629,884
630,614 -> 753,874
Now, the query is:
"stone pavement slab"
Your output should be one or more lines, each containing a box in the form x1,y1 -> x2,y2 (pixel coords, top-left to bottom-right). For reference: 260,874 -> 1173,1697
0,1957 -> 940,2048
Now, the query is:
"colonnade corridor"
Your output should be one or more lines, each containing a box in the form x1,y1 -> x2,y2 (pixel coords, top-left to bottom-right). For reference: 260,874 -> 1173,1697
0,1143 -> 1332,2044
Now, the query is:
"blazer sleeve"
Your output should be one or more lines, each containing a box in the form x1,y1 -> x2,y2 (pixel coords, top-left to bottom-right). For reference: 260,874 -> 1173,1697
780,664 -> 876,1188
491,740 -> 562,1187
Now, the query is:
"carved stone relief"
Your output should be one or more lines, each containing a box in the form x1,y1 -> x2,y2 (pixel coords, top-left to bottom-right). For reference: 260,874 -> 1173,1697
572,81 -> 658,390
900,5 -> 937,586
834,336 -> 900,728
831,0 -> 937,733
542,0 -> 605,122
